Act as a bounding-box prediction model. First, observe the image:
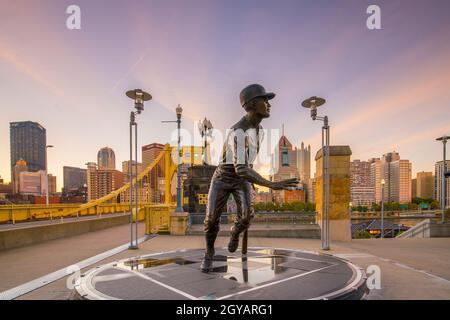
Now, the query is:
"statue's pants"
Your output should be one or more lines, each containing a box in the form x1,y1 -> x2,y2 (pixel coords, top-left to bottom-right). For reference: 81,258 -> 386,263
203,176 -> 254,255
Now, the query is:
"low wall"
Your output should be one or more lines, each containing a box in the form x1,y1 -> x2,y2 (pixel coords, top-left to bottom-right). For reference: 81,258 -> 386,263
0,214 -> 132,251
397,219 -> 450,238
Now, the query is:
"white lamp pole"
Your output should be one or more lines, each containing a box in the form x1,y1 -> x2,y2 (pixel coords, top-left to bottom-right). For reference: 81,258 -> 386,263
126,89 -> 152,250
301,96 -> 330,250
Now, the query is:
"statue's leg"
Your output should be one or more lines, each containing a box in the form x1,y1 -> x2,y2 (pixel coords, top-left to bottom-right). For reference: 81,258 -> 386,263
201,178 -> 230,272
228,181 -> 254,253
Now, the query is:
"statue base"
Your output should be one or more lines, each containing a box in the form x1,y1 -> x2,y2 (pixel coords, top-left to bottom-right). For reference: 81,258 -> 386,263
74,247 -> 368,300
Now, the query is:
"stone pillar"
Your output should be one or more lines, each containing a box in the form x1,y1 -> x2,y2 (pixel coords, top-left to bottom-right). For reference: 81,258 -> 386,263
315,146 -> 352,241
170,212 -> 189,235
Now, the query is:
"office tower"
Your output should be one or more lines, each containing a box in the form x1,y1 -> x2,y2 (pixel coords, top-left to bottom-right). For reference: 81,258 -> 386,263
435,160 -> 450,208
297,142 -> 311,184
48,174 -> 57,194
273,135 -> 299,181
122,161 -> 143,175
86,162 -> 97,201
13,159 -> 28,194
350,160 -> 374,206
10,121 -> 46,191
271,135 -> 299,204
86,162 -> 124,201
63,166 -> 87,193
380,152 -> 399,203
390,159 -> 412,204
371,152 -> 411,204
142,143 -> 164,169
369,158 -> 382,203
122,160 -> 143,183
416,172 -> 434,199
97,147 -> 116,170
18,170 -> 46,195
412,178 -> 417,199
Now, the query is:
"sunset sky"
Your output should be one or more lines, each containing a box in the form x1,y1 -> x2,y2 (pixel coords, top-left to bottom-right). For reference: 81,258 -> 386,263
1,0 -> 450,190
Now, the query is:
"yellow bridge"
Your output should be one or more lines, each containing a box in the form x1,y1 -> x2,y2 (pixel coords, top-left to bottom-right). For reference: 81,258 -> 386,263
0,144 -> 183,234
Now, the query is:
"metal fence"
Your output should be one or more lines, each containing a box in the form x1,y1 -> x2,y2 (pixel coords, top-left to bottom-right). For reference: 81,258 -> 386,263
189,211 -> 316,225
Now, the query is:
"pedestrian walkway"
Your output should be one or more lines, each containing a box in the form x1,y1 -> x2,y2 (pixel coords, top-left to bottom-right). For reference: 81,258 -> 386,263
0,224 -> 449,299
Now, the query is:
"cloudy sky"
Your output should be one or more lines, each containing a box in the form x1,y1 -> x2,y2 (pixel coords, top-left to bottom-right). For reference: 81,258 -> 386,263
1,0 -> 450,190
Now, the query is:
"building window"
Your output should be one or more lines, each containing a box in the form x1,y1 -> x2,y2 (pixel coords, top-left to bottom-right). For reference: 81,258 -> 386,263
282,147 -> 289,167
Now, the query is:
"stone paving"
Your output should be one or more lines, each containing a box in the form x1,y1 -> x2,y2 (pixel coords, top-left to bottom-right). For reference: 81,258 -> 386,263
0,223 -> 449,299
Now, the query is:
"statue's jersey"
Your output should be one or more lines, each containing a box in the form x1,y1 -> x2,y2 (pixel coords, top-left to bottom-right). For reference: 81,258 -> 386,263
214,116 -> 264,185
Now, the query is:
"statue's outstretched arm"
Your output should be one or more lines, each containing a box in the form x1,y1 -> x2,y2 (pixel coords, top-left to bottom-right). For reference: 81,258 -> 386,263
235,164 -> 274,188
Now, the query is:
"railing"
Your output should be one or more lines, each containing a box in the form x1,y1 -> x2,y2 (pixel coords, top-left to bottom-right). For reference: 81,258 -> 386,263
0,144 -> 178,225
189,211 -> 316,226
396,219 -> 431,238
0,203 -> 131,224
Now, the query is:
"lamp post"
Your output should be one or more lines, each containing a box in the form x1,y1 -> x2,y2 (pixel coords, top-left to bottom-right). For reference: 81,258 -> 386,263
45,145 -> 54,207
83,183 -> 87,203
381,179 -> 385,238
436,135 -> 449,223
126,89 -> 152,250
198,118 -> 213,165
162,105 -> 184,213
301,96 -> 330,250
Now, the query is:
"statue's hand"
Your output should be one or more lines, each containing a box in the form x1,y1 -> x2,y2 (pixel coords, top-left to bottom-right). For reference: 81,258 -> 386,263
270,178 -> 299,190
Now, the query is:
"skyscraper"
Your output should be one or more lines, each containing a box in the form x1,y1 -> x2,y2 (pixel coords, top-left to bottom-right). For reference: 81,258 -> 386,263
86,162 -> 124,201
142,143 -> 164,169
122,160 -> 143,183
272,135 -> 299,181
63,166 -> 87,193
369,158 -> 382,203
47,174 -> 57,194
13,159 -> 28,194
97,147 -> 116,170
297,142 -> 311,184
18,170 -> 46,195
390,159 -> 412,204
10,121 -> 46,190
372,152 -> 411,204
435,160 -> 450,208
412,178 -> 417,199
350,159 -> 374,206
271,135 -> 299,204
416,171 -> 434,199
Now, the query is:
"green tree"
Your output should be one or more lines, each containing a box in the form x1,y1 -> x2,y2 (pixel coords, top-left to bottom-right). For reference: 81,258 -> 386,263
354,229 -> 372,239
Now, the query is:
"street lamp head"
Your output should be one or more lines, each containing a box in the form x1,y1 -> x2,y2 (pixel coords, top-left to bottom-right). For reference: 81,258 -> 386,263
176,104 -> 183,120
436,135 -> 449,142
301,96 -> 326,109
381,179 -> 385,185
126,89 -> 152,114
46,145 -> 54,148
301,96 -> 326,120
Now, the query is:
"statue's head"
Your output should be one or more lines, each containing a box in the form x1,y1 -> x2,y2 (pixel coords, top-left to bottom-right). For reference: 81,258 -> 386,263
240,84 -> 275,119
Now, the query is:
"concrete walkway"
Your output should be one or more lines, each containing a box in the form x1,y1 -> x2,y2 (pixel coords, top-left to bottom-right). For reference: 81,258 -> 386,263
0,212 -> 129,231
0,225 -> 449,300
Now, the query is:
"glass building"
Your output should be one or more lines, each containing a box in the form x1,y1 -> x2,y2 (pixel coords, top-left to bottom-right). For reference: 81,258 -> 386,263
10,121 -> 46,187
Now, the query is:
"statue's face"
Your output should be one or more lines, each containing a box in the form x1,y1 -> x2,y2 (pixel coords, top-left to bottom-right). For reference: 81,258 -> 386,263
253,97 -> 271,118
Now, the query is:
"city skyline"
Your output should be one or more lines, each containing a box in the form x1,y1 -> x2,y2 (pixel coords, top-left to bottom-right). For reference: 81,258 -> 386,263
1,0 -> 450,190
